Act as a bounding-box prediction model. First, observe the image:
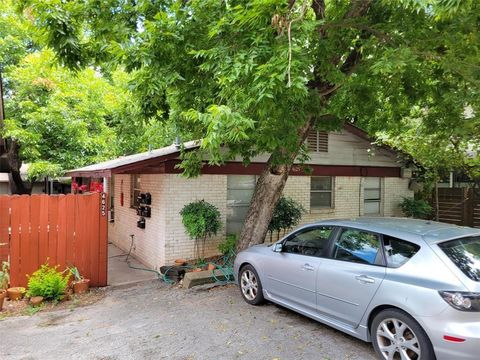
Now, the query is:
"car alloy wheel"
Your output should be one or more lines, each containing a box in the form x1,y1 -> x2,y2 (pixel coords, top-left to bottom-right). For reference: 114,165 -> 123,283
376,318 -> 421,360
240,269 -> 258,301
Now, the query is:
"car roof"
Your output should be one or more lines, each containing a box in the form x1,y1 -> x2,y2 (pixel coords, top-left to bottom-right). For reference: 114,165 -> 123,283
314,217 -> 480,244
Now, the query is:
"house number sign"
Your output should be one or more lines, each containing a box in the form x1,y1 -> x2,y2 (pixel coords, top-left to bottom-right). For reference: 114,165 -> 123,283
101,192 -> 107,216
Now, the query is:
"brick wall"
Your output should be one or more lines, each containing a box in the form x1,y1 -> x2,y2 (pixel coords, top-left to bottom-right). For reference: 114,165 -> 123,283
163,174 -> 227,265
108,173 -> 412,268
108,174 -> 167,270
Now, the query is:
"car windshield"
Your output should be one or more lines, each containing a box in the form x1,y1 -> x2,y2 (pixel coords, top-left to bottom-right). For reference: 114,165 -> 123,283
439,236 -> 480,282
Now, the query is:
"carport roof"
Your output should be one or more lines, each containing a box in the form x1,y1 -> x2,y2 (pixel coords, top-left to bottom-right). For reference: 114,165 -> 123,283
66,140 -> 199,178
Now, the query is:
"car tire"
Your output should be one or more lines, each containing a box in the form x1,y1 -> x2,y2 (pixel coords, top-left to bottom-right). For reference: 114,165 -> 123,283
371,308 -> 436,360
238,264 -> 265,305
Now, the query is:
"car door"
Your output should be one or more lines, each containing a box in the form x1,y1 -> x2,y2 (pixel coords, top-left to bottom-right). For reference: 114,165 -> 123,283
315,227 -> 387,327
265,225 -> 334,313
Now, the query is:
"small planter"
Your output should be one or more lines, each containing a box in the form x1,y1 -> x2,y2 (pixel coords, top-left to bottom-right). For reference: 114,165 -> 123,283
72,279 -> 90,294
30,296 -> 44,307
174,259 -> 187,266
207,263 -> 216,271
0,289 -> 6,311
61,289 -> 73,302
7,287 -> 26,301
192,268 -> 203,272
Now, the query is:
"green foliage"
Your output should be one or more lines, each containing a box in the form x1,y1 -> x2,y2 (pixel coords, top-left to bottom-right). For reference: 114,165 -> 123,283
268,196 -> 305,240
68,266 -> 82,282
400,197 -> 433,219
180,200 -> 222,241
27,263 -> 70,301
218,234 -> 237,256
0,261 -> 10,290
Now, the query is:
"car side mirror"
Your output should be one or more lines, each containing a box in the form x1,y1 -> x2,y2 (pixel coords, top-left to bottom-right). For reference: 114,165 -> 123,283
273,243 -> 283,253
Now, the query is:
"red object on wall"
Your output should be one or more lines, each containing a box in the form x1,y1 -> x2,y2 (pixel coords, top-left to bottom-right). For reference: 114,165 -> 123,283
120,179 -> 124,206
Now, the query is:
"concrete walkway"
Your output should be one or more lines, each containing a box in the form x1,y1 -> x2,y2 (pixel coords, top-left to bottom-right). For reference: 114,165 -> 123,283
107,243 -> 158,287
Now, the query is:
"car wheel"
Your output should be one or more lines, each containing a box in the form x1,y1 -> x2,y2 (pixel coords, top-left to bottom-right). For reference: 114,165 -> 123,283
371,308 -> 435,360
238,264 -> 265,305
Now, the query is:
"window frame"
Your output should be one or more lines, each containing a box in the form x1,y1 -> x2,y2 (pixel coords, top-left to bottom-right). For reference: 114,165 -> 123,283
310,176 -> 334,211
325,226 -> 387,267
280,225 -> 336,258
363,177 -> 382,215
130,174 -> 142,209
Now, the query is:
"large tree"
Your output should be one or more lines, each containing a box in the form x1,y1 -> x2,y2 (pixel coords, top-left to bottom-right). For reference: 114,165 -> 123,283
22,0 -> 479,249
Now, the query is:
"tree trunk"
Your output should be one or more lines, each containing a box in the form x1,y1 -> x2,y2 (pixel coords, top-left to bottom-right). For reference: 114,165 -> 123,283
237,119 -> 312,251
7,140 -> 32,195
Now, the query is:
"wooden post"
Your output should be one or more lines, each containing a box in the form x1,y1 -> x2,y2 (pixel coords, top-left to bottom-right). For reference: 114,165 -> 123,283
464,187 -> 474,227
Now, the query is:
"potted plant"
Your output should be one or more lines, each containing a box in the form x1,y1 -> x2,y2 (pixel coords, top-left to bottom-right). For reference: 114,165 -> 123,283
7,286 -> 26,301
68,266 -> 90,294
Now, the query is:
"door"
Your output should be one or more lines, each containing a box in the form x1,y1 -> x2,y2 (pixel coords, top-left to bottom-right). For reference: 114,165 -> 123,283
265,226 -> 334,313
316,227 -> 386,327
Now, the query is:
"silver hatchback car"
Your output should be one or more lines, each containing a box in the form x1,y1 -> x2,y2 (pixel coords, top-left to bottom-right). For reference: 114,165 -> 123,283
233,218 -> 480,360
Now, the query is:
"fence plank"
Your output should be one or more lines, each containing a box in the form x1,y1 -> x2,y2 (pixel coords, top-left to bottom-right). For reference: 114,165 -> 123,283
38,195 -> 49,266
57,195 -> 67,271
19,195 -> 31,286
65,194 -> 76,269
0,196 -> 10,263
9,196 -> 22,287
29,195 -> 42,276
47,196 -> 59,267
75,194 -> 89,282
88,193 -> 100,286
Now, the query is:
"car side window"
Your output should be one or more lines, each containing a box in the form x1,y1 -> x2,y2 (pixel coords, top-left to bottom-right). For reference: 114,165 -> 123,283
333,228 -> 382,265
383,235 -> 420,268
283,226 -> 333,257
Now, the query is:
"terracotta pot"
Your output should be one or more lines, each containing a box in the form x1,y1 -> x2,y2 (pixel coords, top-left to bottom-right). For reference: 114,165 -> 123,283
73,279 -> 90,294
207,263 -> 216,271
7,287 -> 26,301
61,289 -> 73,302
174,259 -> 187,266
0,289 -> 6,311
30,296 -> 44,307
192,268 -> 203,272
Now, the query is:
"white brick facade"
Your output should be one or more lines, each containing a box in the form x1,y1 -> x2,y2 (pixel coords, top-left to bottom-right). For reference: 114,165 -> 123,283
108,173 -> 413,269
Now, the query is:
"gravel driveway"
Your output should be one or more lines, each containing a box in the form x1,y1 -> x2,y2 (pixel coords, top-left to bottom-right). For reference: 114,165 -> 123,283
0,281 -> 377,360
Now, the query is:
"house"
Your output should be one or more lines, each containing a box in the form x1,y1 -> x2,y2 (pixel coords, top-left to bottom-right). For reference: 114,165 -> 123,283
66,124 -> 413,272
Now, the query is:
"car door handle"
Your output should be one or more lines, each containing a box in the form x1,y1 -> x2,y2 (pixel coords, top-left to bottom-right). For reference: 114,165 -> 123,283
301,263 -> 315,271
355,275 -> 375,284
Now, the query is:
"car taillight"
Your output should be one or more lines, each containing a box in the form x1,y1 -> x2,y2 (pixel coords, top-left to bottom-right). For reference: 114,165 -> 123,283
439,291 -> 480,312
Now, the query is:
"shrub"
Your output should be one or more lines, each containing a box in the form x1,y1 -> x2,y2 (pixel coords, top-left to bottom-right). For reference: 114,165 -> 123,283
27,263 -> 70,301
218,234 -> 237,256
400,197 -> 432,219
268,196 -> 305,241
180,200 -> 222,259
0,261 -> 10,290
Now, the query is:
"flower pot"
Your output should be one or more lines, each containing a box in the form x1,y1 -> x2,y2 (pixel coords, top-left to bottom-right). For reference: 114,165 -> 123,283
174,259 -> 187,266
61,289 -> 73,302
0,289 -> 6,311
192,268 -> 203,272
207,263 -> 216,271
7,287 -> 26,301
30,296 -> 44,307
73,279 -> 90,294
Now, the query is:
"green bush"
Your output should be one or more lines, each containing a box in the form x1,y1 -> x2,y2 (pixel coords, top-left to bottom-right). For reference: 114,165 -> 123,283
180,200 -> 222,259
218,234 -> 237,256
27,263 -> 70,301
400,197 -> 432,219
268,196 -> 305,241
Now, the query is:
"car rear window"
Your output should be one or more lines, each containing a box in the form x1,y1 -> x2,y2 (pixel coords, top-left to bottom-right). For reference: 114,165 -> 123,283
439,236 -> 480,282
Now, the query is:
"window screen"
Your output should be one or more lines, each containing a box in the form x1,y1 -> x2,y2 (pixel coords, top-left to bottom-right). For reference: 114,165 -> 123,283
364,177 -> 381,215
227,175 -> 256,235
311,177 -> 333,209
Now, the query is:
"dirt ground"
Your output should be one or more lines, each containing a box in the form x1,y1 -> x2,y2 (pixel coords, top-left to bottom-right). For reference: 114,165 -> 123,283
0,281 -> 377,360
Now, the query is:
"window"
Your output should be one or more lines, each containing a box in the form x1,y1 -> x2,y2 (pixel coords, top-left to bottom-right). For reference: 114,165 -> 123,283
364,177 -> 382,215
333,229 -> 382,265
227,175 -> 256,235
130,175 -> 141,208
310,177 -> 333,209
439,236 -> 480,282
283,226 -> 334,257
383,236 -> 420,268
307,130 -> 328,152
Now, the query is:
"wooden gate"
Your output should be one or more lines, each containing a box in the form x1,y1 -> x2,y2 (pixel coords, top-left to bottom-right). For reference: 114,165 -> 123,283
0,193 -> 108,287
435,188 -> 480,228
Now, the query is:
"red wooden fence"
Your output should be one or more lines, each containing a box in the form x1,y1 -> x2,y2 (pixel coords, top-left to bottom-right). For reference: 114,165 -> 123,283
0,193 -> 108,287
